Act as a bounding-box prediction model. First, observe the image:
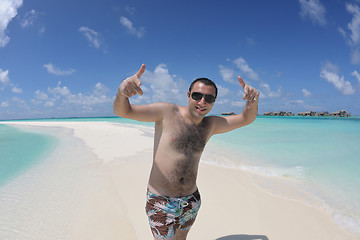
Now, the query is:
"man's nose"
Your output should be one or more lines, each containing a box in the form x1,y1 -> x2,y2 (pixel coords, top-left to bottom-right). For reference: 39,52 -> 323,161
199,97 -> 207,105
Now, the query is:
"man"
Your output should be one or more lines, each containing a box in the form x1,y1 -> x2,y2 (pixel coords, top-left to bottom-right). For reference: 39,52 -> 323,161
113,64 -> 259,240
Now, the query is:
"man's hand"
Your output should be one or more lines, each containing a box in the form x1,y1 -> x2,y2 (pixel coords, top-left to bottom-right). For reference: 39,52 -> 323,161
238,76 -> 260,103
119,64 -> 145,98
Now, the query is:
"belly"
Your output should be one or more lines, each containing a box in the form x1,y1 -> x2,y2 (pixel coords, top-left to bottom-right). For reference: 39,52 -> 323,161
148,156 -> 200,197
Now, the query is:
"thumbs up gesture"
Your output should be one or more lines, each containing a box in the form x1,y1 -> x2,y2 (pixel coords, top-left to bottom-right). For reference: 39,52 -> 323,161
238,76 -> 260,102
119,64 -> 145,98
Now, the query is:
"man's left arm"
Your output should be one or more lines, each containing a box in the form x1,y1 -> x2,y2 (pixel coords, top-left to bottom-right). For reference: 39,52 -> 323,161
210,76 -> 260,135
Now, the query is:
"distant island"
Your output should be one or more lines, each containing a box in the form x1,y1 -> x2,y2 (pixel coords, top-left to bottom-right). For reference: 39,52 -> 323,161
220,110 -> 352,117
262,110 -> 351,117
221,112 -> 235,115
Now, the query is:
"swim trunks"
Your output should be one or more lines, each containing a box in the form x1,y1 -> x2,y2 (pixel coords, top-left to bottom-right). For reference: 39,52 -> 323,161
145,189 -> 201,239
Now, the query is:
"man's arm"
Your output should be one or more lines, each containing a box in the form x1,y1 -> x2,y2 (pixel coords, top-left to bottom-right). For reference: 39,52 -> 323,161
113,64 -> 170,122
210,76 -> 260,135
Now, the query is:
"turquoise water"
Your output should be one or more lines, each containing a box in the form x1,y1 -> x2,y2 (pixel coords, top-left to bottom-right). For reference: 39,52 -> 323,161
208,116 -> 360,233
0,118 -> 151,187
1,116 -> 359,233
0,125 -> 57,187
0,116 -> 155,127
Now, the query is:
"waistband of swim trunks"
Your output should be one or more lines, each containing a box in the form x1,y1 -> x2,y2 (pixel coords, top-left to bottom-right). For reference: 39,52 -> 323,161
147,189 -> 200,201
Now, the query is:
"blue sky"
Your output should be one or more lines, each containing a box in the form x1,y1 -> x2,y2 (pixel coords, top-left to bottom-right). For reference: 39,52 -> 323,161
1,0 -> 360,120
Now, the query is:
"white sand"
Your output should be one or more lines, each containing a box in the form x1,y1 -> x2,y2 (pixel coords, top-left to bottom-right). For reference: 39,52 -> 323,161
1,121 -> 358,240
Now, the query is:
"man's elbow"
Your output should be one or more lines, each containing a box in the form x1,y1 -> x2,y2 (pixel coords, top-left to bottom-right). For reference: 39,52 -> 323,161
113,106 -> 120,117
113,103 -> 128,118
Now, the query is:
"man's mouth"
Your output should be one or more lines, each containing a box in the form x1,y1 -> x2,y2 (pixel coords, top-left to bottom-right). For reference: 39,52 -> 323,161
196,106 -> 207,112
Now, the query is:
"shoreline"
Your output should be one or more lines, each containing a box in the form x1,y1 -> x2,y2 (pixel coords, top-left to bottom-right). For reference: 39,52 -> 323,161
0,121 -> 358,239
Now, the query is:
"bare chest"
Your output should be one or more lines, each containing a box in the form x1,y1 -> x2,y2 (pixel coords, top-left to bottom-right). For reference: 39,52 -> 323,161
164,117 -> 210,157
150,111 -> 212,195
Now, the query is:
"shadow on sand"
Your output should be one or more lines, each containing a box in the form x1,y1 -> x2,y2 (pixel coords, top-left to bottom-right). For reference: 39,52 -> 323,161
216,234 -> 269,240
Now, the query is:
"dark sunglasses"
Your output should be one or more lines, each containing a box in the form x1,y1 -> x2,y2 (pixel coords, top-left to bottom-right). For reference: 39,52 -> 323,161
191,92 -> 216,104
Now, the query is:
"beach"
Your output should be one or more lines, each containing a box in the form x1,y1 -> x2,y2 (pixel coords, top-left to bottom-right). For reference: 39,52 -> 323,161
0,120 -> 359,240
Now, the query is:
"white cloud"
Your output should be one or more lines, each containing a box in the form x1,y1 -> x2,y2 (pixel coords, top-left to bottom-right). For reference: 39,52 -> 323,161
32,82 -> 112,109
63,89 -> 112,106
339,3 -> 360,65
12,86 -> 22,93
352,70 -> 360,83
260,82 -> 282,98
33,90 -> 55,107
20,9 -> 38,28
43,63 -> 75,76
298,0 -> 327,26
233,57 -> 260,81
44,101 -> 54,107
217,85 -> 231,98
1,101 -> 9,107
0,0 -> 23,47
120,16 -> 145,38
302,88 -> 312,97
64,94 -> 110,106
139,64 -> 187,104
344,3 -> 360,46
287,99 -> 305,105
215,98 -> 230,105
1,68 -> 23,93
12,96 -> 28,108
93,82 -> 109,96
320,62 -> 356,95
0,68 -> 10,85
350,48 -> 360,65
231,101 -> 245,107
219,65 -> 235,84
48,81 -> 71,97
223,57 -> 282,99
34,90 -> 49,100
79,26 -> 102,48
338,27 -> 347,39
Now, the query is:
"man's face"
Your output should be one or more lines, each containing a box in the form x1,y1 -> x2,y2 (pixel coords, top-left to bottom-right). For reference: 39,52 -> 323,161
187,82 -> 217,119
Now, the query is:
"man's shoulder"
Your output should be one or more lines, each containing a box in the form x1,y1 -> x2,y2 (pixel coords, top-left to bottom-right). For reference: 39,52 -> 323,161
148,102 -> 175,111
152,103 -> 185,118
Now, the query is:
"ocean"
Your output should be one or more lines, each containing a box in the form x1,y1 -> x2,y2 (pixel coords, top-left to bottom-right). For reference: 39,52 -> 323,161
0,116 -> 359,234
0,124 -> 57,187
203,116 -> 360,234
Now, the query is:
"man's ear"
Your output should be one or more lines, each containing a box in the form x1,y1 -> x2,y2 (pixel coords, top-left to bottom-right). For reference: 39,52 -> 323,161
187,91 -> 190,98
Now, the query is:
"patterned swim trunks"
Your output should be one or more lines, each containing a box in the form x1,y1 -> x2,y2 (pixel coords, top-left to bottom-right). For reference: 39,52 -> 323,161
145,189 -> 201,239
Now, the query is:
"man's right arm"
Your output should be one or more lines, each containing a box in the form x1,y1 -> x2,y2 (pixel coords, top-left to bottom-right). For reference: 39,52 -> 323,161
113,64 -> 170,122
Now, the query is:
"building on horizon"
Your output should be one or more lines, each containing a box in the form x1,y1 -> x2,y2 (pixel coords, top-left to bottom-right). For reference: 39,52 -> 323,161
331,110 -> 351,117
263,111 -> 294,116
263,110 -> 351,117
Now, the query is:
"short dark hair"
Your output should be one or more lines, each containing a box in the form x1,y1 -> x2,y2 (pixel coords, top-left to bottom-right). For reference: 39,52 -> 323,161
189,78 -> 218,97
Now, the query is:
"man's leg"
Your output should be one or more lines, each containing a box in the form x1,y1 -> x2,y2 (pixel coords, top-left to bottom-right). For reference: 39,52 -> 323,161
146,189 -> 201,240
175,190 -> 201,240
152,233 -> 176,240
146,190 -> 177,239
151,227 -> 190,240
174,228 -> 191,240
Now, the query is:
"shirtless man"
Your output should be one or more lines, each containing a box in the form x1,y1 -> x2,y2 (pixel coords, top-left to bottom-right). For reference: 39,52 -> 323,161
113,64 -> 259,240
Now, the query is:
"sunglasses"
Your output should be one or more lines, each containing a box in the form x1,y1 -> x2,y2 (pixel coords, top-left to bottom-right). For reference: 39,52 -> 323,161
191,92 -> 216,104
